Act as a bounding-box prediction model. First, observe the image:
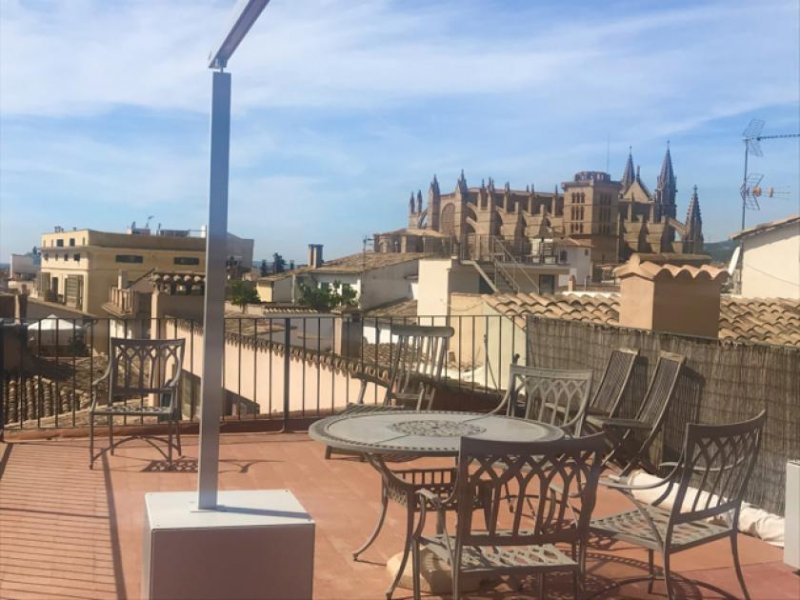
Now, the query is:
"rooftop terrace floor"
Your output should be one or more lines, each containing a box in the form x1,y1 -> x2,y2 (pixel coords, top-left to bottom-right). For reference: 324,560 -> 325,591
1,432 -> 797,600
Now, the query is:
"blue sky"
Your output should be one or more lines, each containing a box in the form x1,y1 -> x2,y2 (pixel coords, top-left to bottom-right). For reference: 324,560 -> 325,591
1,0 -> 798,264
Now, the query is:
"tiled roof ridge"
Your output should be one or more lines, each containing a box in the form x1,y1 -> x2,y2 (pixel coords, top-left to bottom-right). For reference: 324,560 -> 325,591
731,213 -> 800,240
483,291 -> 798,347
614,254 -> 728,282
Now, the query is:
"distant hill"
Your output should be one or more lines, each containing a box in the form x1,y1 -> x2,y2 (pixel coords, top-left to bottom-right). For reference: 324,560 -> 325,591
704,240 -> 738,265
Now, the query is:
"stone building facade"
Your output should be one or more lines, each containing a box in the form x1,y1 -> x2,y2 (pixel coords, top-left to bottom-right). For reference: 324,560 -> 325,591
374,147 -> 704,266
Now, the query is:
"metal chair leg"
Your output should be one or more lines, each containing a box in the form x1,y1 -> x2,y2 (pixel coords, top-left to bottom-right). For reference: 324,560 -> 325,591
411,535 -> 422,600
730,532 -> 752,600
175,417 -> 182,456
385,504 -> 415,600
577,542 -> 588,600
167,419 -> 173,466
647,548 -> 655,593
108,415 -> 114,455
452,559 -> 461,600
89,413 -> 95,469
662,549 -> 675,600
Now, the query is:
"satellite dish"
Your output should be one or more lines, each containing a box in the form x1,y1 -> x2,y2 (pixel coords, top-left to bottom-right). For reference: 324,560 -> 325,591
727,245 -> 741,276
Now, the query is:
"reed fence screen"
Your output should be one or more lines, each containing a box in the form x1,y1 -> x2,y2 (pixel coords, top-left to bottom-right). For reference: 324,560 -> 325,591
527,316 -> 799,517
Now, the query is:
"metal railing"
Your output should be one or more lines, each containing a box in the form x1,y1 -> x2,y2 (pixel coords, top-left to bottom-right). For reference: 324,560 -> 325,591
1,313 -> 520,434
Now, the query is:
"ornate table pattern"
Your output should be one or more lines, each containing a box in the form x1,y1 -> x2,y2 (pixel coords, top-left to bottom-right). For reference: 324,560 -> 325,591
309,410 -> 564,457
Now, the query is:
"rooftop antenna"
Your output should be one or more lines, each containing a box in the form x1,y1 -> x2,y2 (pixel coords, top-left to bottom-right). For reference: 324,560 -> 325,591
144,215 -> 155,229
736,119 -> 800,293
740,119 -> 800,230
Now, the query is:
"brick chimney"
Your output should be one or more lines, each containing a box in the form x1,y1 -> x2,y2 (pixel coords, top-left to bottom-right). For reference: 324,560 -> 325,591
615,254 -> 728,338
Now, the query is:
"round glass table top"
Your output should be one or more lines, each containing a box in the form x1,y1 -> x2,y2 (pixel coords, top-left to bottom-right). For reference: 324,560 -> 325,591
309,410 -> 564,456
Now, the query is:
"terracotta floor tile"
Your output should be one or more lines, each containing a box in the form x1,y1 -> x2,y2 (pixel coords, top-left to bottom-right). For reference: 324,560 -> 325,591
1,434 -> 796,600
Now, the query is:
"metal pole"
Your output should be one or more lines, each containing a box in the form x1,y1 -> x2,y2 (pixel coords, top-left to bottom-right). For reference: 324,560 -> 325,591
741,144 -> 749,232
282,317 -> 291,432
738,144 -> 749,294
197,70 -> 232,510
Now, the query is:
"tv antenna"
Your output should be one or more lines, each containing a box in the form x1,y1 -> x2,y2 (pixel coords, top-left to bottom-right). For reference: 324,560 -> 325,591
740,119 -> 800,230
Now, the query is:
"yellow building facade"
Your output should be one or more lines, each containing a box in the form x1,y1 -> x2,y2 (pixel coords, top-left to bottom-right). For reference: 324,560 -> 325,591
38,229 -> 206,315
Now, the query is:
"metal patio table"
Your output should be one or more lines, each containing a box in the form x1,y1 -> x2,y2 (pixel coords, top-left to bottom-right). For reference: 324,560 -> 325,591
309,410 -> 564,598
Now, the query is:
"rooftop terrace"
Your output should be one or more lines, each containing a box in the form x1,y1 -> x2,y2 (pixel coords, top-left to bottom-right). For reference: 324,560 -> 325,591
1,432 -> 796,599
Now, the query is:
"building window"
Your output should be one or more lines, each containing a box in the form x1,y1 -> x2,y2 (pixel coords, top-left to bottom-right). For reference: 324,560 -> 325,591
63,254 -> 68,261
56,239 -> 64,247
69,238 -> 75,247
173,256 -> 200,266
115,254 -> 144,264
44,253 -> 49,260
73,254 -> 80,262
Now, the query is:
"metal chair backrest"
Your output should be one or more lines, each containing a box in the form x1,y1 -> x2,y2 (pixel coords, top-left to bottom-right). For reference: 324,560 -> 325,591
590,347 -> 639,417
385,324 -> 454,409
635,351 -> 685,426
455,434 -> 606,548
107,338 -> 185,402
666,411 -> 766,526
498,364 -> 593,436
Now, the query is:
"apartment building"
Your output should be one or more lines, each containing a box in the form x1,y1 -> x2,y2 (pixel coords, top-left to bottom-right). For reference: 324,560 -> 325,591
37,227 -> 253,315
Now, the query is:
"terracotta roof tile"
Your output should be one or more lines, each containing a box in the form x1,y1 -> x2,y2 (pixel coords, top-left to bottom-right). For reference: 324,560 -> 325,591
364,298 -> 418,318
258,252 -> 431,282
614,254 -> 728,283
484,292 -> 800,347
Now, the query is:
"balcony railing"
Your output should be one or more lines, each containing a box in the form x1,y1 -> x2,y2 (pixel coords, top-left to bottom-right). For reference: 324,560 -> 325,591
1,314 -> 520,433
107,286 -> 139,315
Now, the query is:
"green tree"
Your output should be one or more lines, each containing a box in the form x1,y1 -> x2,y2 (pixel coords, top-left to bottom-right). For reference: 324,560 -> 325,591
297,280 -> 357,312
259,259 -> 269,277
272,253 -> 286,274
229,280 -> 260,311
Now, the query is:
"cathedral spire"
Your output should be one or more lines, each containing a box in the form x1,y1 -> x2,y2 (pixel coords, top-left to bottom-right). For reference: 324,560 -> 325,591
682,185 -> 704,253
621,146 -> 635,190
685,185 -> 702,227
657,143 -> 676,194
655,143 -> 677,218
457,169 -> 468,194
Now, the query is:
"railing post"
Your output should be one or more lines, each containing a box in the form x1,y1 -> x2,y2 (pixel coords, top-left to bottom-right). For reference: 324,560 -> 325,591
0,325 -> 4,441
282,317 -> 291,432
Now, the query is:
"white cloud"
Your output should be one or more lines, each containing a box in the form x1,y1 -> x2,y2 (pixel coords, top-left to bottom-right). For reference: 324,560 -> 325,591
2,0 -> 796,121
1,0 -> 798,259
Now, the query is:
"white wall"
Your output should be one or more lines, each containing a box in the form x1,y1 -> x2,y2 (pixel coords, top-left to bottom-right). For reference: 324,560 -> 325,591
417,259 -> 455,318
173,320 -> 379,416
10,254 -> 39,279
741,224 -> 800,299
357,260 -> 418,310
309,260 -> 418,311
558,247 -> 592,288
